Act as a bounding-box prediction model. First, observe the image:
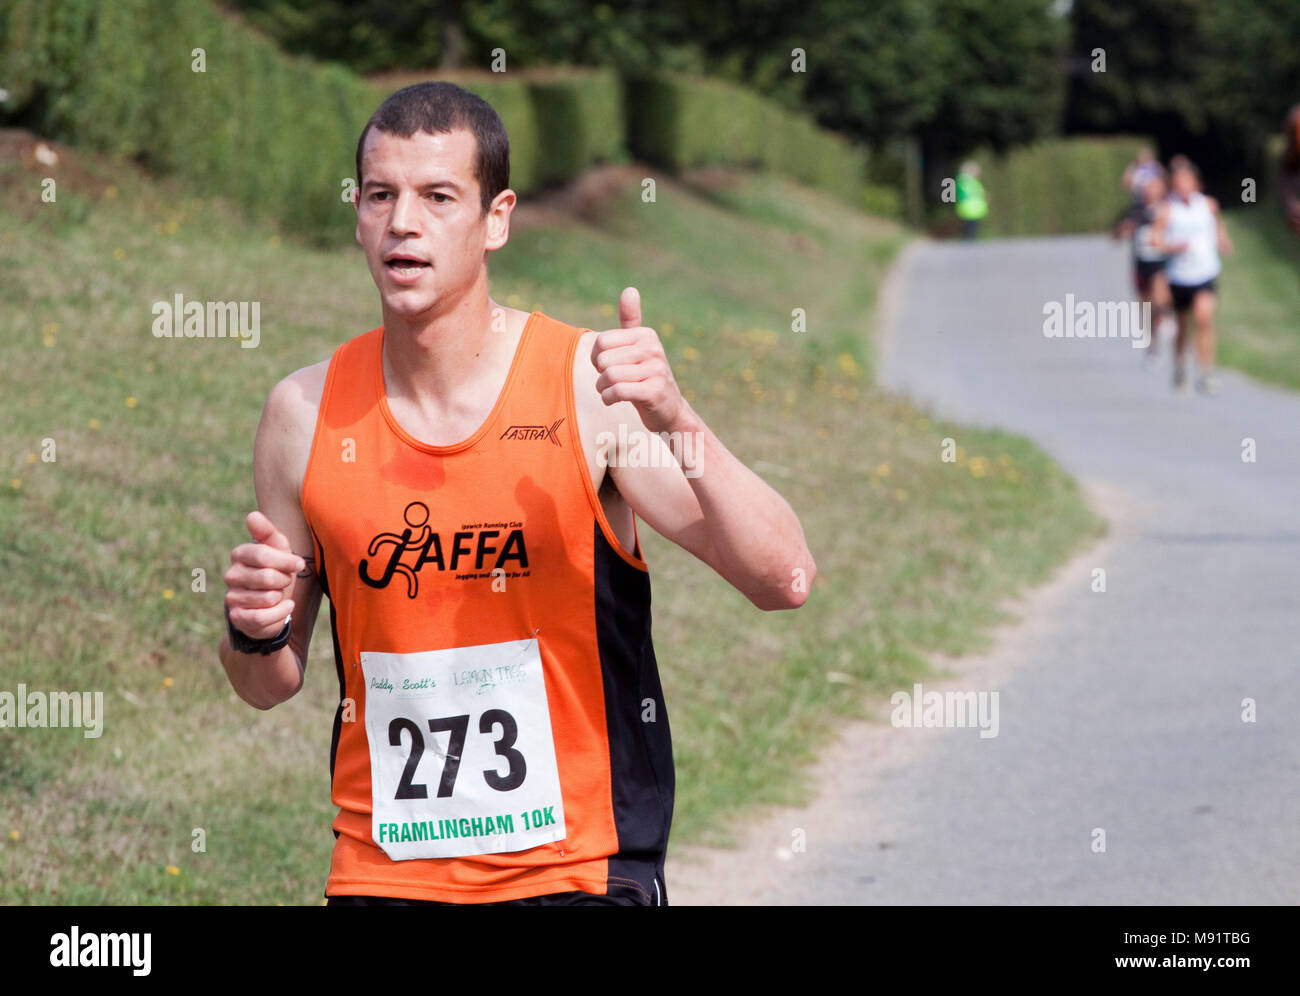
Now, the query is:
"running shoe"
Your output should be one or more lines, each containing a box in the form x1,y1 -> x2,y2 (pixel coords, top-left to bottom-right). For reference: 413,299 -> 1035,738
1173,364 -> 1190,395
1196,374 -> 1222,396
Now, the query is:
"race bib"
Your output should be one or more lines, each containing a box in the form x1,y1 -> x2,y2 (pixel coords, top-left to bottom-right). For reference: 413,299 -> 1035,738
360,637 -> 567,861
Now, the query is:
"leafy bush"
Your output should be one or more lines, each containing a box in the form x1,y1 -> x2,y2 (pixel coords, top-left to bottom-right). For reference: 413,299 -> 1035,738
1,0 -> 883,244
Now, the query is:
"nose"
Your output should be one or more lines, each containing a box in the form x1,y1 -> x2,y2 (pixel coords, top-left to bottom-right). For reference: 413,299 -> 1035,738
388,190 -> 420,238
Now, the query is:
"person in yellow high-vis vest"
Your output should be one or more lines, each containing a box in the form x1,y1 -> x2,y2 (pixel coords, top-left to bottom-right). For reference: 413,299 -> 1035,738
956,160 -> 988,240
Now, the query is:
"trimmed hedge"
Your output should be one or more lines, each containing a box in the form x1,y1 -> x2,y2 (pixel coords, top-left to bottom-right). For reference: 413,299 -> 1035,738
963,135 -> 1151,236
1,0 -> 880,243
623,69 -> 870,209
526,68 -> 626,187
1,0 -> 376,243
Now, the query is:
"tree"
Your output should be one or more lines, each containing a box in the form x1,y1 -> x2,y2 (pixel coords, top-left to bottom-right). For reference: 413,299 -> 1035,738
1066,0 -> 1300,188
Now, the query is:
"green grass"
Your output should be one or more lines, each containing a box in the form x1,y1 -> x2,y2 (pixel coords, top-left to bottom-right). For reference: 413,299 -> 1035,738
0,138 -> 1103,902
1216,203 -> 1300,391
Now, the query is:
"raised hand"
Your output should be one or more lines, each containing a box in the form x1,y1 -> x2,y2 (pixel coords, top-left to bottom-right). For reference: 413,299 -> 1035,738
590,287 -> 685,435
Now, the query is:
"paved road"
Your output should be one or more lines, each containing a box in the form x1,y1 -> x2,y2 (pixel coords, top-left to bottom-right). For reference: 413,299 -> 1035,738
672,235 -> 1300,904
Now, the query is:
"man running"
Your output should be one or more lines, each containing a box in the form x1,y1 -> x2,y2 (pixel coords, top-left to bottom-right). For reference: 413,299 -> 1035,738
1149,157 -> 1233,396
955,160 -> 987,240
1122,146 -> 1162,205
217,82 -> 816,906
1113,166 -> 1173,368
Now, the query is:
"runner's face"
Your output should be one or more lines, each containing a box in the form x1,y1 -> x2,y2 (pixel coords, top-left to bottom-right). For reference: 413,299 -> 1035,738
355,128 -> 496,319
1171,169 -> 1196,198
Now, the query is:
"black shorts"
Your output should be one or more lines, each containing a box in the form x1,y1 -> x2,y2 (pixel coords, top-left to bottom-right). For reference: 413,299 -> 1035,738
327,879 -> 661,907
1133,259 -> 1166,294
326,858 -> 667,907
1170,278 -> 1217,312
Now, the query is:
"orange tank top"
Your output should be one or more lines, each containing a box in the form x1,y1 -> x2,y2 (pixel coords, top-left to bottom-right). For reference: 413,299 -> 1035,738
301,311 -> 674,904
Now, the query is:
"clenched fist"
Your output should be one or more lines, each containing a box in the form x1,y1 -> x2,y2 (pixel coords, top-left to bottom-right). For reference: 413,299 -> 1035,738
223,510 -> 303,641
591,287 -> 686,435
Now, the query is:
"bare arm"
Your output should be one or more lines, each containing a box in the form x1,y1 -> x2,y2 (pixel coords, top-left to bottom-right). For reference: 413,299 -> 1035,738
219,368 -> 327,709
615,397 -> 815,610
1208,197 -> 1234,255
585,291 -> 816,611
1147,203 -> 1186,255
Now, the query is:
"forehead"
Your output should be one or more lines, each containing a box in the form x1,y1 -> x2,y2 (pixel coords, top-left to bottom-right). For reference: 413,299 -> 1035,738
360,127 -> 477,184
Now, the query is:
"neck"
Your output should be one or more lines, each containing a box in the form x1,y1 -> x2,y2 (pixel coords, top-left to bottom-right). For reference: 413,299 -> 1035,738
380,279 -> 504,407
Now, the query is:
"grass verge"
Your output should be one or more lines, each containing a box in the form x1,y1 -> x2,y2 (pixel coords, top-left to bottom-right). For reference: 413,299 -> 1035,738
1215,204 -> 1300,391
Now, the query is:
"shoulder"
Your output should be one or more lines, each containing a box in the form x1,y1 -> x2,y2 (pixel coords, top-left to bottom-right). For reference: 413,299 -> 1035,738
570,324 -> 622,403
261,327 -> 381,432
264,359 -> 330,436
571,326 -> 610,419
569,324 -> 630,474
256,358 -> 332,498
528,311 -> 597,382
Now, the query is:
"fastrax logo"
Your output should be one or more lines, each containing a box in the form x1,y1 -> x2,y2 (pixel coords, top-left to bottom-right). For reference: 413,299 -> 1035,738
360,501 -> 528,598
50,926 -> 151,976
500,418 -> 564,446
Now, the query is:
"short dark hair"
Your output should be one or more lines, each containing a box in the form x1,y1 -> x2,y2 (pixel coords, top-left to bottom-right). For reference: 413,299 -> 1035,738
355,82 -> 510,215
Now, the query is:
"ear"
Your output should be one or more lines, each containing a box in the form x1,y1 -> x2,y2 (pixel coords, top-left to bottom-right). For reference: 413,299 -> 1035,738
485,188 -> 516,252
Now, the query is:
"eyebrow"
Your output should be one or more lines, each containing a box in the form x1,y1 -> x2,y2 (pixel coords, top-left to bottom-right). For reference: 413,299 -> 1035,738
361,177 -> 465,194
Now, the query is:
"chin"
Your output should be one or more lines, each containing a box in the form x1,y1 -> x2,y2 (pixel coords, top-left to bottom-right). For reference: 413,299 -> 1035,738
381,287 -> 436,317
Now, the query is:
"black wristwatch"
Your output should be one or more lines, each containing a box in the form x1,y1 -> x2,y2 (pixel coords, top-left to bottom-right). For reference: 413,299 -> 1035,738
226,604 -> 293,656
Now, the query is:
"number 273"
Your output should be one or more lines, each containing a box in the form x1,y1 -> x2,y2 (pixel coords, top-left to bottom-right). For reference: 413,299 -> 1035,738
389,710 -> 526,800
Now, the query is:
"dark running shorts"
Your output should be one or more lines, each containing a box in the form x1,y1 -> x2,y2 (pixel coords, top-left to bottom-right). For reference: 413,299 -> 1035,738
1170,278 -> 1217,312
327,879 -> 661,907
1133,259 -> 1166,295
326,860 -> 667,906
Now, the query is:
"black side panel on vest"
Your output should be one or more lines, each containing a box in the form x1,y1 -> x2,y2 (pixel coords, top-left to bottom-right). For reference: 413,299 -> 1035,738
592,521 -> 675,868
311,523 -> 347,841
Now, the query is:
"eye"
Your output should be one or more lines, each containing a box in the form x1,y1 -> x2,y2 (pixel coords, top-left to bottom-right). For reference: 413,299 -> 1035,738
431,193 -> 450,203
369,191 -> 391,201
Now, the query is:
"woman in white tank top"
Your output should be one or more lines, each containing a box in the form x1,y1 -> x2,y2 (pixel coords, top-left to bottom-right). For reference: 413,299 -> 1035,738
1163,189 -> 1221,286
1149,159 -> 1234,395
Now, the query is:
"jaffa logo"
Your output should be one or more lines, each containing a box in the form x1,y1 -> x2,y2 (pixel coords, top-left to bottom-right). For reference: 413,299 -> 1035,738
359,501 -> 528,598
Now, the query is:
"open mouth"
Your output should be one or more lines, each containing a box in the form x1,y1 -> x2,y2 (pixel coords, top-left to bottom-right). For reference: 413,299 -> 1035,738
385,255 -> 430,276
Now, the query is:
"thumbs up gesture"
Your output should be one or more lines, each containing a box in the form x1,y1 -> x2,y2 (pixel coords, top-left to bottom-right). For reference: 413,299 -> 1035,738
223,510 -> 303,640
590,287 -> 685,435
